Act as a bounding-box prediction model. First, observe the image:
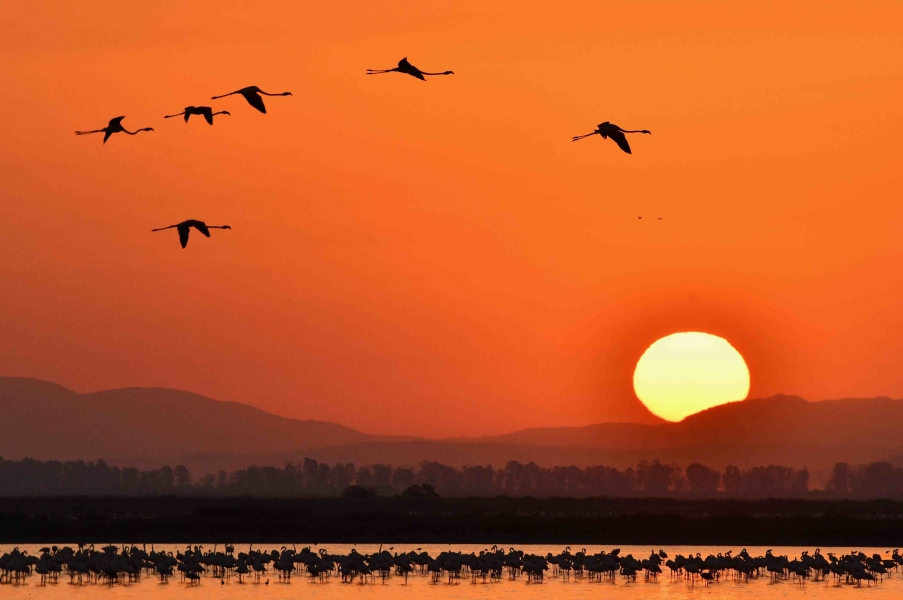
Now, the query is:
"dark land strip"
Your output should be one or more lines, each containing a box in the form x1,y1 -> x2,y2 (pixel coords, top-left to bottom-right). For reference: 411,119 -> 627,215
3,497 -> 903,545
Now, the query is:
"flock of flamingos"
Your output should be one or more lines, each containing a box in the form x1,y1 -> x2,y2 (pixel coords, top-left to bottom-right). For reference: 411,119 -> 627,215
73,57 -> 653,248
2,544 -> 902,589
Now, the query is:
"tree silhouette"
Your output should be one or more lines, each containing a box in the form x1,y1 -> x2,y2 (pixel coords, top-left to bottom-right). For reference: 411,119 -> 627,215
827,462 -> 851,493
390,467 -> 415,491
685,463 -> 720,495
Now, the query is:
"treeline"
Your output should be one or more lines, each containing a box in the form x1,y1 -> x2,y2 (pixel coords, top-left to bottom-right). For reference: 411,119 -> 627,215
0,456 -> 822,498
826,462 -> 903,499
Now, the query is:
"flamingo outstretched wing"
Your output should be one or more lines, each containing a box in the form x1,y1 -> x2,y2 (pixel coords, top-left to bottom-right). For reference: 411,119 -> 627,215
608,130 -> 632,154
178,226 -> 190,248
243,91 -> 267,113
399,57 -> 425,80
193,222 -> 211,237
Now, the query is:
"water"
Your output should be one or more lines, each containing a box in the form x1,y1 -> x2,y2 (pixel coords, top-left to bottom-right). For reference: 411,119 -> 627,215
2,544 -> 899,600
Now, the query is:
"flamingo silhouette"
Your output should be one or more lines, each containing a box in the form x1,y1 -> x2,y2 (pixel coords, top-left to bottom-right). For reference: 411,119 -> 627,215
367,57 -> 454,81
75,116 -> 153,144
572,122 -> 651,154
152,220 -> 231,248
165,106 -> 230,125
210,86 -> 292,114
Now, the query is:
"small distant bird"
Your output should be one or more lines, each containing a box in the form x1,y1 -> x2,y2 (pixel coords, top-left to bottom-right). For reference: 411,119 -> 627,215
152,219 -> 231,248
638,216 -> 642,220
165,106 -> 230,125
75,116 -> 153,144
211,86 -> 292,113
572,121 -> 651,154
265,580 -> 269,585
367,57 -> 454,81
658,217 -> 663,220
221,580 -> 225,585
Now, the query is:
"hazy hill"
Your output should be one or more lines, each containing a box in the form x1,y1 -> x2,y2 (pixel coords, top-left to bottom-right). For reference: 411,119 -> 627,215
302,395 -> 903,478
457,394 -> 903,450
2,376 -> 902,479
0,376 -> 404,467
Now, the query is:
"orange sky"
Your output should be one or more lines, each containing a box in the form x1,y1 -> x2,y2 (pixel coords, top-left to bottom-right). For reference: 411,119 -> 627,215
2,1 -> 903,437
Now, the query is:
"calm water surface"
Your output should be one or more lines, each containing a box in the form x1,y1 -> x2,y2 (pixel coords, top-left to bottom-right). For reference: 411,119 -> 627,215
2,544 -> 898,600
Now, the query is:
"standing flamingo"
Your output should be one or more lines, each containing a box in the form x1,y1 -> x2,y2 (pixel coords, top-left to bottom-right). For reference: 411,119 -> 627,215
210,86 -> 292,113
75,116 -> 153,144
152,220 -> 231,248
165,106 -> 230,125
571,122 -> 651,154
366,57 -> 454,81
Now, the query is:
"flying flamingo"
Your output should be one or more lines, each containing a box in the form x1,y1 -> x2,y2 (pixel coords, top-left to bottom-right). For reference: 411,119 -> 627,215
572,121 -> 651,154
152,220 -> 231,249
75,116 -> 153,144
165,106 -> 230,125
210,86 -> 292,114
366,57 -> 454,81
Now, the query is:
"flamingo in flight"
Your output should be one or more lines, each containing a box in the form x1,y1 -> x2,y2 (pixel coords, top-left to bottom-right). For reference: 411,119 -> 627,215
210,86 -> 292,114
75,116 -> 153,144
165,106 -> 230,125
367,57 -> 454,81
572,121 -> 651,154
152,220 -> 231,249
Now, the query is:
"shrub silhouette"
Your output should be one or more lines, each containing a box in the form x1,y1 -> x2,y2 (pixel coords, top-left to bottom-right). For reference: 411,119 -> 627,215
341,485 -> 377,499
403,484 -> 439,498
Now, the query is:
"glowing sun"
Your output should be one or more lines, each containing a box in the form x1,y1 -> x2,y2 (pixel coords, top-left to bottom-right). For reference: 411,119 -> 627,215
633,332 -> 750,422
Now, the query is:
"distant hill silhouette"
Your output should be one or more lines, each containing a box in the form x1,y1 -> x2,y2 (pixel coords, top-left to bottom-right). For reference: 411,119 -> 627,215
0,377 -> 406,468
454,394 -> 896,449
2,376 -> 902,479
286,395 -> 903,480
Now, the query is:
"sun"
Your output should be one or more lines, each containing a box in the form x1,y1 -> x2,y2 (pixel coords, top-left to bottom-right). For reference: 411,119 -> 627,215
632,332 -> 750,422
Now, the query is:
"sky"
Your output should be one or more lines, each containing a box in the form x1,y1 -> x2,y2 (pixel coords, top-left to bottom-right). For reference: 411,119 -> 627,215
1,1 -> 903,437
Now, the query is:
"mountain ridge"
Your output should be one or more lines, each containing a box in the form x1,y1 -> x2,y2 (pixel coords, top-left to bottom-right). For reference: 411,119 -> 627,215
2,376 -> 902,478
0,376 -> 408,464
